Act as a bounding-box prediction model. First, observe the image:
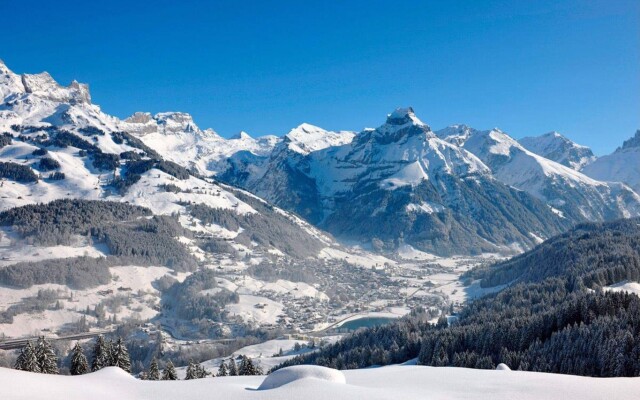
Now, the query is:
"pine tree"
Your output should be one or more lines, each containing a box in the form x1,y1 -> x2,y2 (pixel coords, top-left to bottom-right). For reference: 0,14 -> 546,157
147,357 -> 160,380
185,361 -> 198,380
239,355 -> 262,376
35,336 -> 58,374
239,355 -> 249,375
228,358 -> 238,376
111,337 -> 131,373
91,335 -> 110,371
70,343 -> 89,375
217,361 -> 228,377
162,360 -> 178,380
14,341 -> 40,373
196,364 -> 210,378
107,339 -> 117,366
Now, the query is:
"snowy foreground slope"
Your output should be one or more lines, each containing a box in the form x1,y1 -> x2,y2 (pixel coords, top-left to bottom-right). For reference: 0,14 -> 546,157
2,365 -> 639,400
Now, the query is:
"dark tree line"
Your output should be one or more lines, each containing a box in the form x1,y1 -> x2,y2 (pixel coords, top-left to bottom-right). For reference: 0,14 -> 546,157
466,218 -> 640,289
0,256 -> 113,289
14,335 -> 263,380
0,200 -> 197,289
78,126 -> 105,137
110,131 -> 160,159
0,199 -> 151,245
124,158 -> 191,180
48,171 -> 65,180
38,157 -> 61,171
92,152 -> 119,171
0,161 -> 38,183
93,216 -> 197,272
45,129 -> 100,152
0,132 -> 12,148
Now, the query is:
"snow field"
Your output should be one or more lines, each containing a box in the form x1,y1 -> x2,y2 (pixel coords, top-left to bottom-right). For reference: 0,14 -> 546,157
2,364 -> 640,400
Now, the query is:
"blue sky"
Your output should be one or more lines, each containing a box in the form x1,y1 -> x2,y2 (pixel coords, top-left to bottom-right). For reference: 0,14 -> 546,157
0,0 -> 637,155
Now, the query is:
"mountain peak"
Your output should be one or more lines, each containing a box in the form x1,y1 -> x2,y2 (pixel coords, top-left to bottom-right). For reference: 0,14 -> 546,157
519,131 -> 595,170
153,112 -> 199,133
618,130 -> 640,151
290,123 -> 325,134
18,70 -> 91,104
363,107 -> 433,144
231,131 -> 252,140
542,131 -> 563,138
68,80 -> 91,103
283,123 -> 355,154
0,59 -> 11,75
386,107 -> 425,127
125,112 -> 153,124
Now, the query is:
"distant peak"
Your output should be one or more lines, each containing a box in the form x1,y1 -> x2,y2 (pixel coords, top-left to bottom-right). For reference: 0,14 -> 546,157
20,70 -> 91,104
153,112 -> 199,133
386,107 -> 425,126
125,112 -> 153,124
231,131 -> 252,140
283,123 -> 354,154
68,80 -> 91,103
0,59 -> 11,74
360,107 -> 433,145
619,129 -> 640,151
291,123 -> 326,134
154,111 -> 193,121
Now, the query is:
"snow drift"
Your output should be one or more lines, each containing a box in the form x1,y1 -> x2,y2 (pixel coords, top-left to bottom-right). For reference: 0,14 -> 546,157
258,365 -> 346,390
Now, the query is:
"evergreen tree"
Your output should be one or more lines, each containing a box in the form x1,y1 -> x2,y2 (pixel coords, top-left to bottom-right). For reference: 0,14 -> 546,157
107,339 -> 117,366
91,335 -> 110,371
147,357 -> 160,380
111,337 -> 131,373
217,361 -> 228,377
185,361 -> 198,380
14,341 -> 40,373
70,343 -> 89,375
239,355 -> 261,376
161,360 -> 178,380
227,358 -> 238,376
196,364 -> 210,378
35,336 -> 58,374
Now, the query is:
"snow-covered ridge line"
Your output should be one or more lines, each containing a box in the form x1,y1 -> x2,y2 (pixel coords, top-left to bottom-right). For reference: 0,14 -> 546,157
1,60 -> 639,255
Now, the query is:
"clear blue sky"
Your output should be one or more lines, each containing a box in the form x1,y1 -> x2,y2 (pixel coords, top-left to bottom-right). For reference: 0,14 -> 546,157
1,0 -> 637,154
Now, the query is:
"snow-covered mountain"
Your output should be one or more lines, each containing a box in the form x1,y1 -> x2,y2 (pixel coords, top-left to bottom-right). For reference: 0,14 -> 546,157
121,111 -> 279,175
121,112 -> 353,178
281,123 -> 355,155
220,109 -> 640,255
436,126 -> 640,222
518,131 -> 596,170
222,108 -> 575,255
0,59 -> 340,258
2,59 -> 638,258
582,130 -> 640,194
1,60 -> 395,340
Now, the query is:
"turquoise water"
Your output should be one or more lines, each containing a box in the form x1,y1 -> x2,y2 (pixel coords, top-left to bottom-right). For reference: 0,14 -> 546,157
337,317 -> 397,331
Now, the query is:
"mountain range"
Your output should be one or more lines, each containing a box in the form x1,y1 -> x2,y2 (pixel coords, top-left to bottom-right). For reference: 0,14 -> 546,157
1,60 -> 639,256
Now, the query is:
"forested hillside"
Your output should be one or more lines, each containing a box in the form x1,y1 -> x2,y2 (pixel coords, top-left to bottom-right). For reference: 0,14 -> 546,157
275,218 -> 640,377
0,199 -> 197,289
466,218 -> 640,288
